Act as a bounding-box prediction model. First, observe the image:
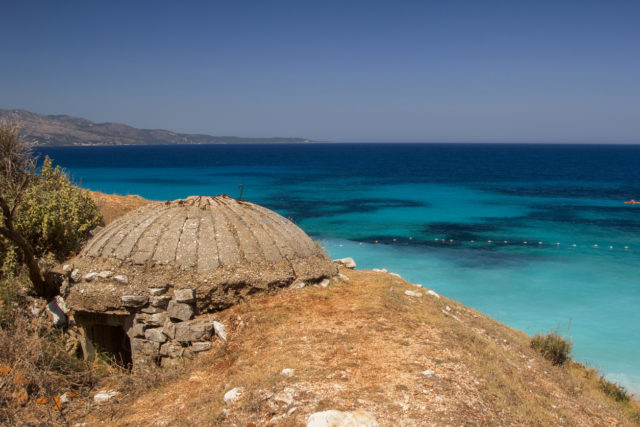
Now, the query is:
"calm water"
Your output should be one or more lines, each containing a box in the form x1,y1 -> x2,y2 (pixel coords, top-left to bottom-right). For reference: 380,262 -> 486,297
38,143 -> 640,394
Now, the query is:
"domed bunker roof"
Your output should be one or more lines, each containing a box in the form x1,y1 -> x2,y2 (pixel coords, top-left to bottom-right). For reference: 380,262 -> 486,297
66,195 -> 336,314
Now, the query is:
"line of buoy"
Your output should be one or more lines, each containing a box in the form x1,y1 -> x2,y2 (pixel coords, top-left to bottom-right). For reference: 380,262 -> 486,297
338,239 -> 633,251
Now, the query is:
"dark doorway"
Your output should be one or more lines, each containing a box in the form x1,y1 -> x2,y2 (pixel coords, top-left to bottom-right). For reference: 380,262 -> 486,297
87,324 -> 133,369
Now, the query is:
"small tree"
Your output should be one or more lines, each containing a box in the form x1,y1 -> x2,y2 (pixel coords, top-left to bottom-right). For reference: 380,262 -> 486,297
0,121 -> 102,297
0,121 -> 46,295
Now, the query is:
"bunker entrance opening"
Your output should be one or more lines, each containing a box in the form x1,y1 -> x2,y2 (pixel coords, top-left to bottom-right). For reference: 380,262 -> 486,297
77,313 -> 133,369
87,323 -> 133,369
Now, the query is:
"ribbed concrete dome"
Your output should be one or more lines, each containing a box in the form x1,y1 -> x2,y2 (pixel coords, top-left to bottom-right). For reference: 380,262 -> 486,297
68,195 -> 335,314
81,195 -> 322,272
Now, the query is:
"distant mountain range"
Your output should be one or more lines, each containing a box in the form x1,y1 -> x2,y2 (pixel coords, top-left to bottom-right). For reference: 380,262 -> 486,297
0,109 -> 312,146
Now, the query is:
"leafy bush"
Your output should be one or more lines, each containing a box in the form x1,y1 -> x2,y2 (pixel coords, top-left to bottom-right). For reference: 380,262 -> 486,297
16,157 -> 102,258
599,376 -> 630,403
530,329 -> 572,366
0,157 -> 102,276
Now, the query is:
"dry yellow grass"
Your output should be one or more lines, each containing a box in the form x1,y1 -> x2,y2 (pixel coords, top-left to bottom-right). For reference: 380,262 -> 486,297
85,190 -> 155,225
76,268 -> 640,426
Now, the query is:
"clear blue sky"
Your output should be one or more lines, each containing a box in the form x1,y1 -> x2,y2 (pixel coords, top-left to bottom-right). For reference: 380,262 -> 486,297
1,0 -> 638,142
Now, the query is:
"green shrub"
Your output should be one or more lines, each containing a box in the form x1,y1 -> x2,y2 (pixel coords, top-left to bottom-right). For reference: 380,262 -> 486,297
15,157 -> 102,258
599,376 -> 630,402
1,156 -> 102,279
530,329 -> 572,366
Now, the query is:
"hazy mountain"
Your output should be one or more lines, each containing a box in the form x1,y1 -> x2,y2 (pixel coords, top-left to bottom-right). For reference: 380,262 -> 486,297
0,109 -> 312,146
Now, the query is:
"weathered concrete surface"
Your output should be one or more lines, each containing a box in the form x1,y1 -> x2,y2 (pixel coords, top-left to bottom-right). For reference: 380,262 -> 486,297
66,195 -> 336,314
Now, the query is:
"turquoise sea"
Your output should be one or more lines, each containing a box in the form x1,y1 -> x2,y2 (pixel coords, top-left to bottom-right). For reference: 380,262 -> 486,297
38,143 -> 640,395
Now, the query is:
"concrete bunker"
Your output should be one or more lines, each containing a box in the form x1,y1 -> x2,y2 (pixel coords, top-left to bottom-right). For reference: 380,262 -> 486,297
65,195 -> 336,368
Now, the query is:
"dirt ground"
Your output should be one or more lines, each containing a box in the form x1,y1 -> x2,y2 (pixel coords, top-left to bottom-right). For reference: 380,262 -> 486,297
75,267 -> 639,426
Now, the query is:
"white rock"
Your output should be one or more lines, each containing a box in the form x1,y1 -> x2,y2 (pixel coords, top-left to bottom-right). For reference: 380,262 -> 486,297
113,274 -> 129,285
46,297 -> 67,327
427,290 -> 440,298
213,321 -> 227,342
280,368 -> 295,377
59,392 -> 73,404
389,272 -> 402,279
149,286 -> 168,296
446,305 -> 451,311
307,410 -> 378,427
97,270 -> 113,279
291,280 -> 306,289
54,295 -> 69,313
338,273 -> 350,282
30,301 -> 43,316
174,288 -> 195,303
224,387 -> 244,405
70,269 -> 81,282
274,387 -> 296,405
421,369 -> 436,377
288,406 -> 298,416
404,290 -> 422,297
372,268 -> 387,273
320,279 -> 330,288
93,390 -> 119,403
62,264 -> 73,273
333,257 -> 356,269
84,272 -> 98,281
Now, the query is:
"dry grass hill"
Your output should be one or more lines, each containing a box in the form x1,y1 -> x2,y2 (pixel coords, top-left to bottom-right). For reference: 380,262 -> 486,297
22,192 -> 639,426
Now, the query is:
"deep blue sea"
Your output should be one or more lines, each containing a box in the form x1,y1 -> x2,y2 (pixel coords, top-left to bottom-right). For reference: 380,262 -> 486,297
38,143 -> 640,394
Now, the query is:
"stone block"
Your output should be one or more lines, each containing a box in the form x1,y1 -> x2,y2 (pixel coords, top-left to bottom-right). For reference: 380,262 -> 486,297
141,305 -> 162,314
159,342 -> 184,358
146,312 -> 168,327
163,321 -> 176,339
131,338 -> 160,356
150,295 -> 171,308
188,320 -> 214,341
121,295 -> 149,308
132,323 -> 145,337
167,301 -> 193,321
134,313 -> 148,324
144,327 -> 167,343
174,288 -> 195,303
191,342 -> 212,353
174,320 -> 213,342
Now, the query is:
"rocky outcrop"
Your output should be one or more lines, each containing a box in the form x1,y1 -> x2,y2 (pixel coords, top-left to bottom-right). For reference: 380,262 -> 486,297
333,257 -> 356,269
